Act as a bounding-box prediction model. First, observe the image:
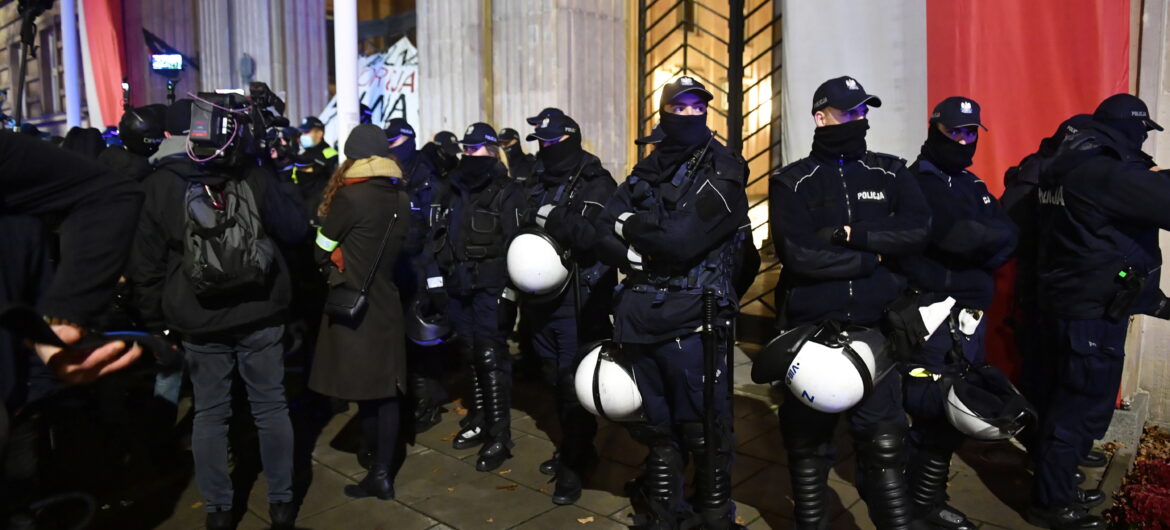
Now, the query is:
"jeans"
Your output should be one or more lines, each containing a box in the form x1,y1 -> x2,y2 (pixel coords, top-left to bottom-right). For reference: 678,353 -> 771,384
183,325 -> 293,510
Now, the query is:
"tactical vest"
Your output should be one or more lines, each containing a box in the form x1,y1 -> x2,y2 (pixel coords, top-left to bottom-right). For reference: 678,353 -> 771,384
454,180 -> 510,262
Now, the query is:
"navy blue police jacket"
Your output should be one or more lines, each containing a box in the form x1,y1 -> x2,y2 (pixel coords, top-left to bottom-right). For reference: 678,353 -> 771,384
770,150 -> 931,328
517,151 -> 617,316
398,148 -> 446,257
1036,120 -> 1170,320
900,158 -> 1017,310
425,160 -> 523,295
594,139 -> 749,344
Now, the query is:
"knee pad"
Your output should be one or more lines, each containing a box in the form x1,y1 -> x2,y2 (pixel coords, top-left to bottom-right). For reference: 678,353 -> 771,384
627,422 -> 673,447
857,421 -> 907,469
474,341 -> 507,370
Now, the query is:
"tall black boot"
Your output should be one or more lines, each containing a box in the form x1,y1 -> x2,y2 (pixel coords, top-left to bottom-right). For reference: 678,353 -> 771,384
907,450 -> 975,529
476,343 -> 513,472
552,403 -> 598,505
788,450 -> 831,530
856,422 -> 917,530
681,422 -> 737,529
453,368 -> 486,450
627,423 -> 685,530
344,463 -> 395,500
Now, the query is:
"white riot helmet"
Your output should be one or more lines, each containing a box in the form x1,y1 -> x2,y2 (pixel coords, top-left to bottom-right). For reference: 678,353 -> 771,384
574,340 -> 643,421
943,364 -> 1035,441
751,322 -> 893,413
506,227 -> 571,303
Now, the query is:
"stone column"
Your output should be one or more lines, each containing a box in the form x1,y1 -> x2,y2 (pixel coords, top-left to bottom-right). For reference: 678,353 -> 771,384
195,0 -> 233,91
417,0 -> 488,140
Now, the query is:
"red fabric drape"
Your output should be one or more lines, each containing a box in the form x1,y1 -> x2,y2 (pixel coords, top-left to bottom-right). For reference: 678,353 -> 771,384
83,0 -> 127,127
926,0 -> 1131,378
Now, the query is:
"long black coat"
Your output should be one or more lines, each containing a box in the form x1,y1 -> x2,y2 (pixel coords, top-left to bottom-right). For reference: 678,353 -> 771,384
310,177 -> 411,400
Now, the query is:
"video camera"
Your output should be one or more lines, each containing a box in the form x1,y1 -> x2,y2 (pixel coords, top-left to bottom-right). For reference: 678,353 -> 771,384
187,81 -> 286,167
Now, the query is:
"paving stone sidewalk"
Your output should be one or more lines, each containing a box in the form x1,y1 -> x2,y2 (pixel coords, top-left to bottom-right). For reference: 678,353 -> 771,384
118,344 -> 1111,529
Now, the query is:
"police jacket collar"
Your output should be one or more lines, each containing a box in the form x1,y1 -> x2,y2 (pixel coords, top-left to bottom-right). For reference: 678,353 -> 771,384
1080,120 -> 1152,164
809,150 -> 867,165
914,157 -> 972,183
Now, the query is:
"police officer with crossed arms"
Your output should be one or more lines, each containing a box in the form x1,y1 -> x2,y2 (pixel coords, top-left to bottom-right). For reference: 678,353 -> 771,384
769,76 -> 931,529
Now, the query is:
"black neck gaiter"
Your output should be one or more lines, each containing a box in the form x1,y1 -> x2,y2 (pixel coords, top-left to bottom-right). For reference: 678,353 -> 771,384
389,137 -> 418,170
660,112 -> 712,149
453,155 -> 498,191
920,126 -> 976,174
811,119 -> 869,161
537,136 -> 584,180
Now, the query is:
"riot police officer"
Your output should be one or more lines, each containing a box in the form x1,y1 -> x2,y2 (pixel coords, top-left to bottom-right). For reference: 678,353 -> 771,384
385,117 -> 450,432
594,76 -> 749,529
424,123 -> 522,472
512,112 -> 617,505
769,76 -> 931,529
98,104 -> 167,181
499,127 -> 537,182
420,130 -> 462,176
899,97 -> 1017,529
1030,94 -> 1170,529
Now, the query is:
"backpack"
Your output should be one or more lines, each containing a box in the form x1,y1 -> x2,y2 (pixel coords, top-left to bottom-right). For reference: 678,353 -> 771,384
181,176 -> 275,297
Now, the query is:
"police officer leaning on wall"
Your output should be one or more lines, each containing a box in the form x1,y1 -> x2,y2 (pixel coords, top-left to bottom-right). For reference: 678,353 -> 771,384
769,75 -> 931,529
423,122 -> 523,472
593,75 -> 750,530
1028,94 -> 1170,530
516,111 -> 617,505
898,97 -> 1017,529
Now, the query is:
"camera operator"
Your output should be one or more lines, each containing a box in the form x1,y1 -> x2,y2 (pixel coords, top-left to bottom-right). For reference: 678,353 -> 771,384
128,94 -> 309,530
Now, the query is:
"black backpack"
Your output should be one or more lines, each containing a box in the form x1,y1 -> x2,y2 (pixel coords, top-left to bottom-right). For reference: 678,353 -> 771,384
181,176 -> 275,297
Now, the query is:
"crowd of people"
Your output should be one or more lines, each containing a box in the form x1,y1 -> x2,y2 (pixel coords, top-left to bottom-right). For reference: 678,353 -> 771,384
0,72 -> 1166,530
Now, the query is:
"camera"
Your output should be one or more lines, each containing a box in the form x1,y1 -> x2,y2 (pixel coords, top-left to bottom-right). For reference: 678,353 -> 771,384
187,82 -> 286,167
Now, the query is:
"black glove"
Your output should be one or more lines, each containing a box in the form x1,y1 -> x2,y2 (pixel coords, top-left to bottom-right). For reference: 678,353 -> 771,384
425,288 -> 449,317
498,291 -> 518,331
816,226 -> 847,246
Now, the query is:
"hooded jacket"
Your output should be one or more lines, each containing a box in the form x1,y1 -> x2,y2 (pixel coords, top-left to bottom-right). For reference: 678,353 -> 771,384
1036,119 -> 1170,319
130,151 -> 310,338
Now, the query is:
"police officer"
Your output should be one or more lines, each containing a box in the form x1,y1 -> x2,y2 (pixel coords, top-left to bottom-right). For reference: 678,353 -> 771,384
899,97 -> 1017,529
594,76 -> 749,529
385,117 -> 450,432
769,76 -> 931,529
515,112 -> 617,505
1029,94 -> 1170,529
424,123 -> 522,471
295,116 -> 339,223
267,126 -> 302,184
420,130 -> 462,176
499,127 -> 537,182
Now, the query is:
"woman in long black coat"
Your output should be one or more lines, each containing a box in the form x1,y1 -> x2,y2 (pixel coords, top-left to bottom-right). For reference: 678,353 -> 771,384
310,124 -> 410,500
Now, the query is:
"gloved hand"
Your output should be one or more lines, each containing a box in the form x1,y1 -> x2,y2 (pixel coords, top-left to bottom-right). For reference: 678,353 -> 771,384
1154,296 -> 1170,320
424,276 -> 449,316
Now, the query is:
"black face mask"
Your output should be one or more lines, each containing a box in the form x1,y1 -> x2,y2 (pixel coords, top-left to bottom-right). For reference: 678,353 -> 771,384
659,111 -> 711,147
537,135 -> 583,178
453,155 -> 499,190
811,119 -> 869,161
389,136 -> 417,168
921,126 -> 976,173
1099,118 -> 1148,150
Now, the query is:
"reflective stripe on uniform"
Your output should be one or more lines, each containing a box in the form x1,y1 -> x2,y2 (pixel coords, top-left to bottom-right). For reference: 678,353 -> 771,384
323,147 -> 338,159
316,227 -> 339,252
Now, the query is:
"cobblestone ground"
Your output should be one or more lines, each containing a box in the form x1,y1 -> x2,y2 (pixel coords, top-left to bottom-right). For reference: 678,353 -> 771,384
64,344 -> 1108,529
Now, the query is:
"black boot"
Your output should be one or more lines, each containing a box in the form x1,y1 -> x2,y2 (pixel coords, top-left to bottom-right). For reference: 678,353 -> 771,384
206,508 -> 234,530
1074,488 -> 1104,510
631,443 -> 685,530
552,465 -> 583,505
539,451 -> 560,476
344,464 -> 395,500
856,422 -> 917,530
475,343 -> 513,472
453,368 -> 486,450
786,450 -> 830,529
1026,504 -> 1105,529
268,501 -> 298,530
681,422 -> 736,530
907,451 -> 976,529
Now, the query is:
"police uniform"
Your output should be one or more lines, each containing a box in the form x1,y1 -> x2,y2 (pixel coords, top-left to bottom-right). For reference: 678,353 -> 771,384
424,123 -> 523,472
1029,94 -> 1170,530
594,77 -> 750,529
294,117 -> 339,225
898,98 -> 1017,529
769,76 -> 930,529
385,118 -> 451,431
514,113 -> 617,504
